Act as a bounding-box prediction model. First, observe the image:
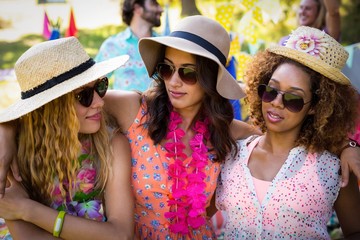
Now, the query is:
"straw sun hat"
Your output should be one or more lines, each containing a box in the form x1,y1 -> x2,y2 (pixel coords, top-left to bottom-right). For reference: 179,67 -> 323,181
0,37 -> 129,123
138,15 -> 245,100
268,26 -> 350,85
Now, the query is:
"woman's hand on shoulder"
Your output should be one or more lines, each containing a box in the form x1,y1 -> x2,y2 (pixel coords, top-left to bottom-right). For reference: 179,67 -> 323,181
340,145 -> 360,187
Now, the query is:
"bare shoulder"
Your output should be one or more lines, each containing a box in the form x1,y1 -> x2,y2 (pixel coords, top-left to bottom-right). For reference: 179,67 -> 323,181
110,130 -> 131,167
111,130 -> 130,149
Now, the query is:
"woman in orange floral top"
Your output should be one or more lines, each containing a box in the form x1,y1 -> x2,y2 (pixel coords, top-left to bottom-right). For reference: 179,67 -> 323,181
104,15 -> 258,239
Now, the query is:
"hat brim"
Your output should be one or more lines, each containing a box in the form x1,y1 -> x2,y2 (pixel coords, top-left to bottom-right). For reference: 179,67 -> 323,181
268,45 -> 351,85
139,37 -> 245,100
0,55 -> 129,123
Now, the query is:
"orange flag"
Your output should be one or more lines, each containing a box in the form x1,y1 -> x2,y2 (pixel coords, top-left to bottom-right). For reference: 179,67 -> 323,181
65,7 -> 77,37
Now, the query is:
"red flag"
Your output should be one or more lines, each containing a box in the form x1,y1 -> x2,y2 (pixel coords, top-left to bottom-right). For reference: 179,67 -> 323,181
42,10 -> 51,39
65,7 -> 77,37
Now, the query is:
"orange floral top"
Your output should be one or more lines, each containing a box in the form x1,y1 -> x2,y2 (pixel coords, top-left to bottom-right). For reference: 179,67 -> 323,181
126,102 -> 219,239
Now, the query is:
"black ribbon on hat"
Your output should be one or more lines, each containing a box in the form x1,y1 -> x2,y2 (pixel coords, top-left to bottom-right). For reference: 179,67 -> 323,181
21,58 -> 96,99
170,31 -> 226,66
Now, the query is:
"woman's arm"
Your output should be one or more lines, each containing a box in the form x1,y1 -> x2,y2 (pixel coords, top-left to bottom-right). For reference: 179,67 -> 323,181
1,132 -> 134,239
103,90 -> 141,132
339,143 -> 360,187
230,119 -> 261,140
323,0 -> 341,40
1,175 -> 57,239
0,120 -> 20,198
334,172 -> 360,239
100,131 -> 135,238
5,220 -> 58,239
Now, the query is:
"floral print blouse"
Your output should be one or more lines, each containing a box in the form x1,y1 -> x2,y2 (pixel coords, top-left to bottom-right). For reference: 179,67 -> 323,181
126,102 -> 219,239
51,140 -> 105,221
216,136 -> 341,240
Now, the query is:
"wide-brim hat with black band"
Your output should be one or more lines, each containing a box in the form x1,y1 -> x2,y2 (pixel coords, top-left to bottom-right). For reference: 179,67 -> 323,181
138,15 -> 245,100
0,37 -> 129,123
268,26 -> 350,85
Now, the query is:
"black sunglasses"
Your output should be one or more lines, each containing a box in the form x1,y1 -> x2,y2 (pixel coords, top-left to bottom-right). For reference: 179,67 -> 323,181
257,84 -> 311,113
75,77 -> 108,107
156,62 -> 198,85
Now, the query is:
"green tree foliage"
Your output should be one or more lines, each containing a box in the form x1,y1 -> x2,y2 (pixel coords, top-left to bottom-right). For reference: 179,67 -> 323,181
341,0 -> 360,44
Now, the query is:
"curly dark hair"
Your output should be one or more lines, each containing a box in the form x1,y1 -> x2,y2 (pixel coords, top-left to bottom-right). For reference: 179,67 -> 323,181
143,47 -> 237,162
245,50 -> 358,155
121,0 -> 145,26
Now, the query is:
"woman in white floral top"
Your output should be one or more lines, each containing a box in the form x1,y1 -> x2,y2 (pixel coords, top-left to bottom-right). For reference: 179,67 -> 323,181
0,37 -> 134,239
216,26 -> 360,239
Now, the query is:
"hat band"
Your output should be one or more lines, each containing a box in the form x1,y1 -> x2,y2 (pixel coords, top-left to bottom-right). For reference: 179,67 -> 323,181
170,31 -> 226,66
21,58 -> 95,99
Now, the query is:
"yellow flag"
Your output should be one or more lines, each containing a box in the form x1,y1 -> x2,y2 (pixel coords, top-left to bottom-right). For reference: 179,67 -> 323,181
215,3 -> 234,32
240,0 -> 257,11
229,34 -> 241,60
236,52 -> 252,81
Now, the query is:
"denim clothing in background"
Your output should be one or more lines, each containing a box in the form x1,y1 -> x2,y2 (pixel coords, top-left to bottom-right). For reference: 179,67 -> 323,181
95,27 -> 159,91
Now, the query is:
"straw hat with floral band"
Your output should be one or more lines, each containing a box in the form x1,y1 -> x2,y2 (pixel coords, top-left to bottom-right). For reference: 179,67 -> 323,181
138,15 -> 245,100
268,26 -> 350,85
269,26 -> 360,151
0,37 -> 129,123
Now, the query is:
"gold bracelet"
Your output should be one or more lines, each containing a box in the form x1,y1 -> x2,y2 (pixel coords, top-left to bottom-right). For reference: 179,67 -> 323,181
53,210 -> 66,237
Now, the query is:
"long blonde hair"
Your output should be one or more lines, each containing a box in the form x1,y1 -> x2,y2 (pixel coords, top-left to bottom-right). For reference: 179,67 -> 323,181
17,92 -> 110,205
312,0 -> 326,30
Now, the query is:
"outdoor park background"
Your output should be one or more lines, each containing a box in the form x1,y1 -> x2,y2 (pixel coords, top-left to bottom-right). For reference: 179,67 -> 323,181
0,0 -> 359,112
0,1 -> 359,239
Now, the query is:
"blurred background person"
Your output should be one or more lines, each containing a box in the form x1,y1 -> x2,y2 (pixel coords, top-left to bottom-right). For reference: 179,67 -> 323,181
279,0 -> 340,45
96,0 -> 163,91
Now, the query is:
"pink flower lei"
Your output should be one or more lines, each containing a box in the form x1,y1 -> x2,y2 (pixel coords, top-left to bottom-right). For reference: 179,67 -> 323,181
164,111 -> 210,235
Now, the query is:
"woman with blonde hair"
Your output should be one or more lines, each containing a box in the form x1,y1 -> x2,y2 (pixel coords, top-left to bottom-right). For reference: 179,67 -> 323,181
279,0 -> 341,45
0,37 -> 134,239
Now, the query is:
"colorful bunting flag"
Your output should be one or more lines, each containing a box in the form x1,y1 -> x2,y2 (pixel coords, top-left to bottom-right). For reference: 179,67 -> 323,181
229,34 -> 241,59
256,0 -> 282,23
42,10 -> 51,40
215,3 -> 234,32
236,52 -> 252,81
65,7 -> 77,37
253,6 -> 263,24
240,0 -> 257,11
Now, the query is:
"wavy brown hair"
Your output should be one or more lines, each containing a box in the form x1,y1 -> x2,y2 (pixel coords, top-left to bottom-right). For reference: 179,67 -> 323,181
245,50 -> 358,155
144,47 -> 236,162
17,92 -> 110,205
